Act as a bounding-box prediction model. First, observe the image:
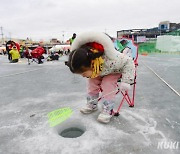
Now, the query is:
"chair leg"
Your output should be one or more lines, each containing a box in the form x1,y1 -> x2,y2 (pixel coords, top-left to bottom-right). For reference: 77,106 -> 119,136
131,82 -> 136,107
115,94 -> 126,114
114,112 -> 120,116
121,91 -> 132,106
125,92 -> 134,107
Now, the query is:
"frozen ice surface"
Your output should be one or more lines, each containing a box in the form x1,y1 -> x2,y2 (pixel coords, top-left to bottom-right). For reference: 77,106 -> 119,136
0,54 -> 180,154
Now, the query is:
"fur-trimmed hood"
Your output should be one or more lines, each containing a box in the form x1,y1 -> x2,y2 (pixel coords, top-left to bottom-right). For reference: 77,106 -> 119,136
71,32 -> 120,60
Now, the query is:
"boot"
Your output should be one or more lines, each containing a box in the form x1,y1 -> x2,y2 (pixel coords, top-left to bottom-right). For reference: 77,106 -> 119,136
80,94 -> 99,114
97,100 -> 114,123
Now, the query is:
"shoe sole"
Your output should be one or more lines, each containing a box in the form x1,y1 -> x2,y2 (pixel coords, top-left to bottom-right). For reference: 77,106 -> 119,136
80,108 -> 98,114
97,115 -> 112,124
97,118 -> 110,124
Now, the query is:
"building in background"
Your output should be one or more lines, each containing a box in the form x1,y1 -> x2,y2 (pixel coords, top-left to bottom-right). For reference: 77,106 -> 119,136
117,21 -> 180,43
159,21 -> 180,32
50,38 -> 61,45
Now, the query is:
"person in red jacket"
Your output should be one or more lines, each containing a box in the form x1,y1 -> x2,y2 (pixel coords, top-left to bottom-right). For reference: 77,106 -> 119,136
6,40 -> 20,62
10,41 -> 20,51
31,46 -> 45,64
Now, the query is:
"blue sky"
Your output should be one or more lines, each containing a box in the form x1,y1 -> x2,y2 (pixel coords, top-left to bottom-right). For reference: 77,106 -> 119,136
0,0 -> 179,41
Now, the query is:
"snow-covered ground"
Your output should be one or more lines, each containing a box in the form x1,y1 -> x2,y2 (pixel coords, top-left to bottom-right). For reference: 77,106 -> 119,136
0,54 -> 179,154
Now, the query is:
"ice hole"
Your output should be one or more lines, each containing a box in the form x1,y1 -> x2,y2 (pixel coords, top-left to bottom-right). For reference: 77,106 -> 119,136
60,127 -> 85,138
55,119 -> 86,138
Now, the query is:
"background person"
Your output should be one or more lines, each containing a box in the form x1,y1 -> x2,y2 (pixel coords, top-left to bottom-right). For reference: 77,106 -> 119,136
9,45 -> 20,63
69,33 -> 76,45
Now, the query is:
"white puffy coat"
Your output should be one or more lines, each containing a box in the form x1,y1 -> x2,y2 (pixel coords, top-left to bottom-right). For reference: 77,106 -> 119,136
71,32 -> 135,84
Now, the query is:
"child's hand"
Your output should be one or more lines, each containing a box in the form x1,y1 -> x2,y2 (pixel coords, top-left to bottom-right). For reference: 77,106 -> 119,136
120,82 -> 131,91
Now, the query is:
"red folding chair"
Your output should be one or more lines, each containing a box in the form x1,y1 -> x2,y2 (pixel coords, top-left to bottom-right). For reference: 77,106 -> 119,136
97,37 -> 138,116
114,37 -> 138,116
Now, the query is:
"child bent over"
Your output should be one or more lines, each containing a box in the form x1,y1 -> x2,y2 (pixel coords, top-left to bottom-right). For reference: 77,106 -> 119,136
66,32 -> 135,123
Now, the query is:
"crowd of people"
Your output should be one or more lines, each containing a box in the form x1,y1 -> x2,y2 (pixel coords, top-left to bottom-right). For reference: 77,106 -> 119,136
1,33 -> 77,64
4,40 -> 44,64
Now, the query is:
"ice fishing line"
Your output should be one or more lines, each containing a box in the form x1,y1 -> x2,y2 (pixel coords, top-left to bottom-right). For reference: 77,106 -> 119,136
47,89 -> 120,127
143,62 -> 180,97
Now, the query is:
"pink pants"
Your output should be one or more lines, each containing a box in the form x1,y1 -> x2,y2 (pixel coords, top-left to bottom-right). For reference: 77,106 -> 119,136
87,74 -> 121,100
